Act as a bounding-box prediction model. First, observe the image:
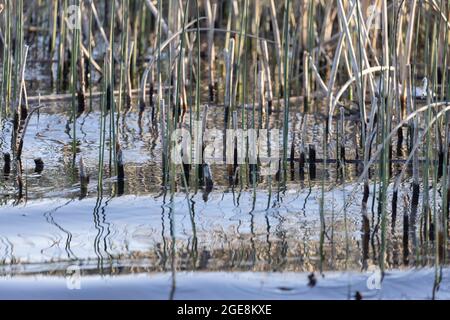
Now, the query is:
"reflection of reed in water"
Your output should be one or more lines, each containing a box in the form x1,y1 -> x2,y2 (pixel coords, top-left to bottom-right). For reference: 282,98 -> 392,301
92,197 -> 113,273
43,199 -> 77,260
1,0 -> 450,290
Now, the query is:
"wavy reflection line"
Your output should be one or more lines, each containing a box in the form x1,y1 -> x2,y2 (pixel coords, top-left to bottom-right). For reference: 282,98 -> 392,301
0,235 -> 13,264
79,110 -> 91,144
167,193 -> 177,300
159,196 -> 168,270
43,199 -> 77,260
101,198 -> 113,260
92,196 -> 105,270
248,193 -> 257,267
188,195 -> 198,269
265,212 -> 272,267
91,196 -> 113,272
300,181 -> 313,217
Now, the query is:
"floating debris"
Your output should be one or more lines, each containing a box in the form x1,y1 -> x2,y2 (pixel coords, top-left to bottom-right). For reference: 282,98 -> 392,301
308,273 -> 317,288
34,158 -> 44,174
3,153 -> 11,179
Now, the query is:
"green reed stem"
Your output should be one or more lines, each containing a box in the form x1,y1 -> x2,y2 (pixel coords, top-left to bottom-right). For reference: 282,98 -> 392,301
281,0 -> 290,183
108,0 -> 117,178
88,0 -> 93,112
71,0 -> 82,163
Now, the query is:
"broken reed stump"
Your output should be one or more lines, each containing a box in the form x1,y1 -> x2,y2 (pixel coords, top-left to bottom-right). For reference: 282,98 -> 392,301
203,163 -> 213,192
149,82 -> 155,122
412,182 -> 420,209
362,182 -> 370,209
396,127 -> 404,157
308,144 -> 316,180
116,142 -> 125,196
208,82 -> 218,103
202,163 -> 214,203
3,153 -> 11,179
34,158 -> 44,174
339,145 -> 346,170
403,196 -> 410,265
438,149 -> 444,178
290,134 -> 295,181
249,162 -> 257,185
77,49 -> 86,116
231,141 -> 238,185
362,210 -> 370,265
299,150 -> 305,181
267,100 -> 273,116
20,95 -> 28,123
199,105 -> 212,190
17,160 -> 24,201
307,272 -> 317,288
208,84 -> 214,102
79,156 -> 89,199
389,143 -> 393,177
183,157 -> 191,187
407,182 -> 420,258
106,84 -> 113,111
138,97 -> 146,128
392,189 -> 398,230
275,159 -> 281,182
226,111 -> 238,184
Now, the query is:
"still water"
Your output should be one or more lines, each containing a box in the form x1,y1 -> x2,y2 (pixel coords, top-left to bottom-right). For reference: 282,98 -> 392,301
0,103 -> 448,299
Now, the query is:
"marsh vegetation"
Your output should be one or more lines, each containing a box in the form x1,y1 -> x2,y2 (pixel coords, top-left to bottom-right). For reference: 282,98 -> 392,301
0,0 -> 450,299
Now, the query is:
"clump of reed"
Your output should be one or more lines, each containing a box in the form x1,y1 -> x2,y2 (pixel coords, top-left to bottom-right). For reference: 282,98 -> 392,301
1,0 -> 450,280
